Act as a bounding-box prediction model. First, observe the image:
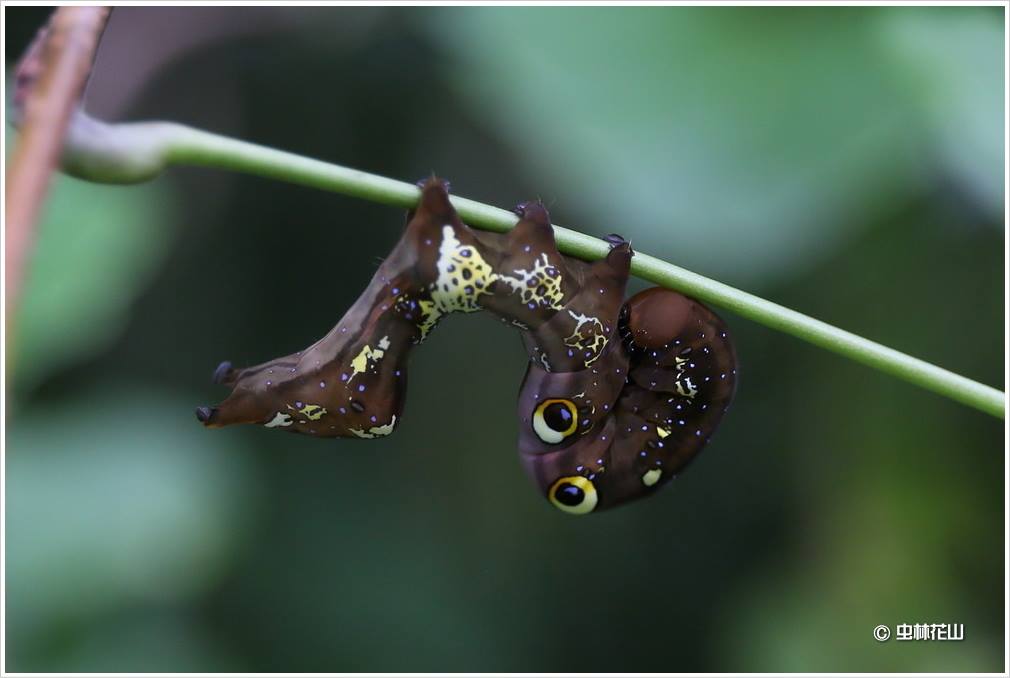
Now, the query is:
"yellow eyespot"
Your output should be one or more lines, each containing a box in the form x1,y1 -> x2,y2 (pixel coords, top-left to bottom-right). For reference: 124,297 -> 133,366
532,398 -> 578,444
549,476 -> 598,515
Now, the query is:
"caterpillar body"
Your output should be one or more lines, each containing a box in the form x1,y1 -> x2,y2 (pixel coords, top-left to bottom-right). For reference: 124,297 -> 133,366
197,179 -> 737,514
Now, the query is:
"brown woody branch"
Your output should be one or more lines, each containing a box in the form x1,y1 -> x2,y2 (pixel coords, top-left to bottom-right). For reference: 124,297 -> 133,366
5,6 -> 111,332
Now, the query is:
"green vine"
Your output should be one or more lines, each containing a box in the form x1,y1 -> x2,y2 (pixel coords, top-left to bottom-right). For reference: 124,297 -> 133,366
53,113 -> 1005,419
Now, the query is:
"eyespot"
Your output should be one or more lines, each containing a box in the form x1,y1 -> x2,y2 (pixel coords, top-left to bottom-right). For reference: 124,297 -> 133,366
532,398 -> 578,444
548,476 -> 598,515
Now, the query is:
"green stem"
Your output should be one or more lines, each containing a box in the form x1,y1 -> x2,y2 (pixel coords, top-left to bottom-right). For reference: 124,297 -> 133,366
57,116 -> 1006,419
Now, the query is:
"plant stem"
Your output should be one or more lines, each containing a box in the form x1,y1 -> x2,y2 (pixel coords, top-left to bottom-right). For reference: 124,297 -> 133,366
54,119 -> 1010,419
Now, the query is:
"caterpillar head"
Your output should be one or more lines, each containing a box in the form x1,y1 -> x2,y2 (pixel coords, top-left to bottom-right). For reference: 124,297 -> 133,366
516,342 -> 636,515
517,288 -> 737,515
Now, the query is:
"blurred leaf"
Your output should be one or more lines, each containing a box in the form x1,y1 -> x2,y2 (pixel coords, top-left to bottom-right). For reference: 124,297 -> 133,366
429,7 -> 998,283
877,8 -> 1003,220
13,612 -> 243,673
723,476 -> 1004,672
6,385 -> 257,654
8,127 -> 176,392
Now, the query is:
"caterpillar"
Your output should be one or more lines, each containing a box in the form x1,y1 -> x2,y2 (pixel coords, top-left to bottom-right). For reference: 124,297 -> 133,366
197,178 -> 737,514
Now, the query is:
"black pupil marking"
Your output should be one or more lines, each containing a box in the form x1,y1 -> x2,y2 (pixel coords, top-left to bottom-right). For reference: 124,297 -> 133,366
543,402 -> 573,432
555,483 -> 584,506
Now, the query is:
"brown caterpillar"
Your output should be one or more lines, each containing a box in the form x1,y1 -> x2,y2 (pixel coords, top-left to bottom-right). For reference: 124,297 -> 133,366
197,179 -> 737,514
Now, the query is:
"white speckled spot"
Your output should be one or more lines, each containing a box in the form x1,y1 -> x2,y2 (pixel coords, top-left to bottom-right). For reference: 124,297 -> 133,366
297,403 -> 327,421
349,415 -> 397,439
265,412 -> 293,428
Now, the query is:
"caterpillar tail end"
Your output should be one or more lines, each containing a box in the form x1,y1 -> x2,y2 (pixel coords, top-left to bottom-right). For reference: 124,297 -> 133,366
195,405 -> 219,427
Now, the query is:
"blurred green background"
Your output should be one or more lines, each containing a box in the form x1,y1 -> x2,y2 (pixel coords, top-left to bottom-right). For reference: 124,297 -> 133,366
4,6 -> 1005,673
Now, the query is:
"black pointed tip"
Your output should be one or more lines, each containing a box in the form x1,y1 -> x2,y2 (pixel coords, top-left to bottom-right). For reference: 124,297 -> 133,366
513,200 -> 550,224
212,360 -> 232,384
605,238 -> 634,259
195,406 -> 214,424
415,175 -> 450,193
414,177 -> 455,218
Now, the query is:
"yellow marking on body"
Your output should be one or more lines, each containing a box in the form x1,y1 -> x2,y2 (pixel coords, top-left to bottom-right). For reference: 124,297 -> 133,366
347,335 -> 391,383
497,253 -> 565,310
298,404 -> 327,421
415,226 -> 499,343
675,377 -> 698,399
416,299 -> 442,341
672,356 -> 698,398
564,311 -> 609,366
642,468 -> 662,486
349,415 -> 397,439
348,347 -> 370,380
656,426 -> 671,439
432,226 -> 498,312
